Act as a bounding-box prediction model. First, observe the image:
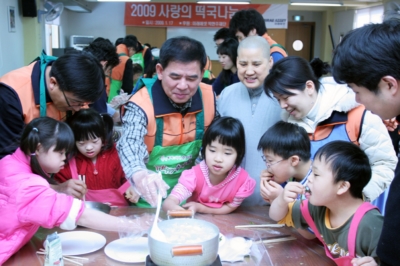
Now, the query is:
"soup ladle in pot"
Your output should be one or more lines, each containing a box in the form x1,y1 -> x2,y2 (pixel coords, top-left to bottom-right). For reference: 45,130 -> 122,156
150,190 -> 167,242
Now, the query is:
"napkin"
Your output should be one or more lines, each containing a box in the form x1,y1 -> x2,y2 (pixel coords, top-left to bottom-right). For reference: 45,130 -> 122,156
219,236 -> 253,262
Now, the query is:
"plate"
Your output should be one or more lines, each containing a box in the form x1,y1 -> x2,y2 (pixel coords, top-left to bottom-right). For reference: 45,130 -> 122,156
57,231 -> 106,256
104,237 -> 149,263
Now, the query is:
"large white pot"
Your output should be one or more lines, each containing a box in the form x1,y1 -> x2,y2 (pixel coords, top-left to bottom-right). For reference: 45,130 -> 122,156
148,218 -> 219,266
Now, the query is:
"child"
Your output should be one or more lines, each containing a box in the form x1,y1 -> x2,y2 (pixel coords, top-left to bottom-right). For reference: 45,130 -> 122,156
270,141 -> 383,265
54,109 -> 138,206
132,63 -> 143,87
0,117 -> 152,264
162,117 -> 256,214
257,121 -> 312,203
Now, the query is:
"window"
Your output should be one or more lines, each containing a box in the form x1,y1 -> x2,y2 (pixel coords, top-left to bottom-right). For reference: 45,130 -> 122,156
354,5 -> 384,29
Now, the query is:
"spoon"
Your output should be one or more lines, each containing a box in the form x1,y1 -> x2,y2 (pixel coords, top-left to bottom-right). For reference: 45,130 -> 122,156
150,191 -> 167,242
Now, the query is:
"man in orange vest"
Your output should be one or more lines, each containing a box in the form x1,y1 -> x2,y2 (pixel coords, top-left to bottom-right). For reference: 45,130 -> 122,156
117,36 -> 216,207
229,8 -> 288,64
0,51 -> 105,197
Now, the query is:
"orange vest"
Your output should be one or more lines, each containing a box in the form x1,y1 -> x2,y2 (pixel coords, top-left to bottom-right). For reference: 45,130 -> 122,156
311,105 -> 366,146
0,61 -> 64,123
128,80 -> 215,153
262,33 -> 288,57
109,44 -> 130,95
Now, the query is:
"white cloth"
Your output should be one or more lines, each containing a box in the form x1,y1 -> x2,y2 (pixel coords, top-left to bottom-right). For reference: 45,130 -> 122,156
219,237 -> 253,262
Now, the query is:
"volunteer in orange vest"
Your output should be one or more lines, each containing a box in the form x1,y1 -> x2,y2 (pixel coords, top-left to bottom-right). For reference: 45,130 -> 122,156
117,36 -> 216,208
108,38 -> 133,102
263,56 -> 397,215
229,8 -> 288,64
0,51 -> 105,197
124,35 -> 153,74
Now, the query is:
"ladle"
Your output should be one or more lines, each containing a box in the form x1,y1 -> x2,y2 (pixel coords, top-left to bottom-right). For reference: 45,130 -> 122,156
150,191 -> 167,242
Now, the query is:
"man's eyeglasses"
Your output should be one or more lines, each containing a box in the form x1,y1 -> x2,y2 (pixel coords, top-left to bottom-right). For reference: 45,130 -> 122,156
61,89 -> 86,108
261,155 -> 284,168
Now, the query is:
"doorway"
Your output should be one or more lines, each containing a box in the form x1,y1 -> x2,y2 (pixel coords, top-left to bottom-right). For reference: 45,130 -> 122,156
285,22 -> 315,61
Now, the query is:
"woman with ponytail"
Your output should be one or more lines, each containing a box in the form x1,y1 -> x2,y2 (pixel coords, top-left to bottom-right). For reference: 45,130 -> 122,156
262,56 -> 397,215
0,117 -> 153,264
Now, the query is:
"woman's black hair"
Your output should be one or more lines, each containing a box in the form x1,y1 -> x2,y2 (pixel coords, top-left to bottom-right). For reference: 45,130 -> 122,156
66,109 -> 114,154
201,116 -> 246,167
257,121 -> 311,162
144,58 -> 159,78
20,117 -> 75,184
217,38 -> 239,86
264,56 -> 331,98
314,141 -> 371,199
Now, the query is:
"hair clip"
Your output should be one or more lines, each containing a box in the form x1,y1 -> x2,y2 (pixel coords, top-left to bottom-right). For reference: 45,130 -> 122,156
31,153 -> 36,156
32,127 -> 39,132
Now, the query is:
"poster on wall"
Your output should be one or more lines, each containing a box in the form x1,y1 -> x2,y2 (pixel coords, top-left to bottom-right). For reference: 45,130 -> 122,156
124,3 -> 288,29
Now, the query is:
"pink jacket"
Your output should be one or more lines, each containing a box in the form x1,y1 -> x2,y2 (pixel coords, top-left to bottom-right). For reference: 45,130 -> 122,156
0,148 -> 85,264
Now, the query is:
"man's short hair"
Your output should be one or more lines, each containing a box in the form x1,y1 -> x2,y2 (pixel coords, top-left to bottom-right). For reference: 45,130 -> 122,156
258,121 -> 311,162
50,52 -> 104,103
213,28 -> 234,41
84,37 -> 119,70
229,9 -> 267,37
315,141 -> 371,199
159,36 -> 207,71
332,20 -> 400,93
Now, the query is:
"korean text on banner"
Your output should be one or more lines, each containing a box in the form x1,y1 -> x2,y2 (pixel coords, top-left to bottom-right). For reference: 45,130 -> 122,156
124,3 -> 288,29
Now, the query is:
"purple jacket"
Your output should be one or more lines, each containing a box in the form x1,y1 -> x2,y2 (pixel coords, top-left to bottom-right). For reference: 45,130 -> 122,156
0,148 -> 84,264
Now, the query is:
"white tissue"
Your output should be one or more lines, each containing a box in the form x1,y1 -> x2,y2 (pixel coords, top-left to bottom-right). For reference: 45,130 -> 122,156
219,237 -> 253,262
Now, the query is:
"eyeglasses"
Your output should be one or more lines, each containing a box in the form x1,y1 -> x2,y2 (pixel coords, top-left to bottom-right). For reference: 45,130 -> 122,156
261,155 -> 284,168
61,88 -> 72,108
61,89 -> 86,108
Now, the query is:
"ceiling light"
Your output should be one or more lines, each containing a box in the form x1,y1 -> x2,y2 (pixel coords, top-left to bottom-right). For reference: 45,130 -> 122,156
95,0 -> 151,2
290,1 -> 343,7
197,1 -> 250,4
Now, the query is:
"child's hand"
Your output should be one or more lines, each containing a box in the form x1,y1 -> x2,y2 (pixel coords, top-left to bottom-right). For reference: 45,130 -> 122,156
281,182 -> 304,203
260,169 -> 274,181
351,256 -> 378,266
260,179 -> 283,203
182,202 -> 203,214
125,186 -> 140,203
51,179 -> 87,199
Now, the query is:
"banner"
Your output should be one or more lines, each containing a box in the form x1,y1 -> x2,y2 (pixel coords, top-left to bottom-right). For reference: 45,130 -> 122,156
124,3 -> 288,29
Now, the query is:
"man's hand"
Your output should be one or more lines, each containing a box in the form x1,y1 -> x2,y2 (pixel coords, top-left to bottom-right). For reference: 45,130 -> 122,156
260,179 -> 283,203
125,186 -> 140,203
351,256 -> 378,266
50,179 -> 87,199
132,170 -> 169,207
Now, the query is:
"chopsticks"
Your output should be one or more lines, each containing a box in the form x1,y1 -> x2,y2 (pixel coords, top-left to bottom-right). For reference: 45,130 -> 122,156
78,174 -> 86,202
254,236 -> 297,244
37,248 -> 89,265
235,224 -> 285,229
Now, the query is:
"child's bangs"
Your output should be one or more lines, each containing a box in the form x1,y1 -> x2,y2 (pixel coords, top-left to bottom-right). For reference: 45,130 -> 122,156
54,123 -> 75,153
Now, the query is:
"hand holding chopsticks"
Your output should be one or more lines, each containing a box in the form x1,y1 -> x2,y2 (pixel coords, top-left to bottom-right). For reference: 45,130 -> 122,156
78,175 -> 86,202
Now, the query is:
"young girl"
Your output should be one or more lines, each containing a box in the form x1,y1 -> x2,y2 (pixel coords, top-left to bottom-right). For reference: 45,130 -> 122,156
162,117 -> 256,214
212,38 -> 240,96
0,117 -> 151,264
54,109 -> 138,206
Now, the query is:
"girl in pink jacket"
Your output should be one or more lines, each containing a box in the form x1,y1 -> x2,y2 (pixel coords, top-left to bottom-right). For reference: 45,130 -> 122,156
0,117 -> 151,264
54,109 -> 138,206
162,116 -> 256,214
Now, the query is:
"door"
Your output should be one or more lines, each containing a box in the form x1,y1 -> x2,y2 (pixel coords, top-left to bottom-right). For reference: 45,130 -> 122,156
286,22 -> 315,61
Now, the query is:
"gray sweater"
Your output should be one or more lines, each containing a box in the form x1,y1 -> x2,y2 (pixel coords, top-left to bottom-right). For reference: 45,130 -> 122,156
217,82 -> 282,206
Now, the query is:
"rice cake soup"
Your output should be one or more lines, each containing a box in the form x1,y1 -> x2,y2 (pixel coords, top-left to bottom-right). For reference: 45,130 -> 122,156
162,221 -> 216,244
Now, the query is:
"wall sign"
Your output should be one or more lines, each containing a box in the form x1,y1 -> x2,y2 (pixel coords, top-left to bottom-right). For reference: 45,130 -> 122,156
124,3 -> 288,29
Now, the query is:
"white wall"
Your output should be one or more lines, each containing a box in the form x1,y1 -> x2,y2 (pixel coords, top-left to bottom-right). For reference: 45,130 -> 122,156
332,10 -> 355,48
0,0 -> 25,76
61,2 -> 126,48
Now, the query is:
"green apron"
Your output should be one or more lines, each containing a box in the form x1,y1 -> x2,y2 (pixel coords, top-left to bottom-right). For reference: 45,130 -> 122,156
131,48 -> 145,70
134,78 -> 204,208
